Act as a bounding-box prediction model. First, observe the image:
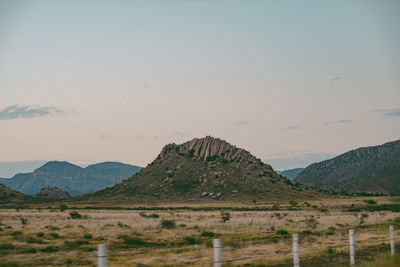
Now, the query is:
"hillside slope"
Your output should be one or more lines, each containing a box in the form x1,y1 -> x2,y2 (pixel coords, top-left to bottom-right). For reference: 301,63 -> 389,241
87,136 -> 320,202
2,161 -> 142,196
0,183 -> 32,204
295,139 -> 400,195
278,168 -> 305,180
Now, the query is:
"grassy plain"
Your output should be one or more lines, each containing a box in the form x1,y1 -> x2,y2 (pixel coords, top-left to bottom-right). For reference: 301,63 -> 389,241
1,196 -> 400,266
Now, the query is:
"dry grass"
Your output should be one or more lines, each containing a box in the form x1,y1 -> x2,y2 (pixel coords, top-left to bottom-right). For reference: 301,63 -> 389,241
1,197 -> 400,266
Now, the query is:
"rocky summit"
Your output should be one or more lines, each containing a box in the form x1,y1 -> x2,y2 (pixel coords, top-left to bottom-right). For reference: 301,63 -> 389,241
88,136 -> 319,202
35,186 -> 71,198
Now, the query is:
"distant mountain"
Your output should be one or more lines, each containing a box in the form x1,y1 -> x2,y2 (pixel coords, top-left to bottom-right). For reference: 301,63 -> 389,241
86,136 -> 320,202
295,140 -> 400,195
35,186 -> 71,198
1,161 -> 142,196
278,168 -> 305,180
0,183 -> 32,204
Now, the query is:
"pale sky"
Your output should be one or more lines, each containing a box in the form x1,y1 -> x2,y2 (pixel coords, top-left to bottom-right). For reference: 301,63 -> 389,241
0,0 -> 399,176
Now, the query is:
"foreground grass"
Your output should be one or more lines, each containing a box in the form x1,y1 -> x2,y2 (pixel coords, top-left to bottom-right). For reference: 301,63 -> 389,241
358,253 -> 400,267
1,197 -> 400,266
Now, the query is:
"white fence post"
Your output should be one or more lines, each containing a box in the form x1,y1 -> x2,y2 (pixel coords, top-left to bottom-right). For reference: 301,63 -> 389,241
390,225 -> 395,256
97,244 -> 107,267
349,229 -> 355,266
292,233 -> 300,267
213,238 -> 222,267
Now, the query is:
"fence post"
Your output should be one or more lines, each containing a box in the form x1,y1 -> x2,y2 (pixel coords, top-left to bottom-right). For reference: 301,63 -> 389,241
97,244 -> 107,267
213,238 -> 222,267
292,233 -> 300,267
349,229 -> 355,266
390,225 -> 395,256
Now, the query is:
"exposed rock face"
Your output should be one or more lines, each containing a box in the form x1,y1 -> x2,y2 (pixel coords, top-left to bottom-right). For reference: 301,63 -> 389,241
35,186 -> 71,198
295,139 -> 400,195
88,136 -> 319,202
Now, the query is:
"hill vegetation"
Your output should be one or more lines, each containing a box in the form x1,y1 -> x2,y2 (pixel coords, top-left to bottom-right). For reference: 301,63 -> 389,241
86,136 -> 320,202
295,139 -> 400,195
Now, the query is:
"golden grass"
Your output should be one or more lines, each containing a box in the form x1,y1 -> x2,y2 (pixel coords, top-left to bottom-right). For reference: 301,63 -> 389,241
0,197 -> 400,266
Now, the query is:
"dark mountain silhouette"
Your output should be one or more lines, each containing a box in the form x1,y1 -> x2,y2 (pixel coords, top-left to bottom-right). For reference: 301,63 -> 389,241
278,168 -> 305,180
1,161 -> 142,196
295,139 -> 400,195
86,136 -> 320,202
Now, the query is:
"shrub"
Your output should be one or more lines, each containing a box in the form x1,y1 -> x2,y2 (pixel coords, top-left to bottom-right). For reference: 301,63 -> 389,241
305,215 -> 319,229
45,225 -> 60,230
119,235 -> 147,246
69,211 -> 82,219
288,200 -> 298,207
83,234 -> 92,239
40,245 -> 59,252
178,223 -> 187,228
183,236 -> 196,245
364,199 -> 377,205
161,220 -> 176,229
326,226 -> 336,235
0,243 -> 14,250
50,233 -> 59,239
20,217 -> 28,225
272,204 -> 280,211
201,231 -> 215,238
276,229 -> 289,236
36,232 -> 45,237
59,204 -> 68,211
220,211 -> 231,222
64,240 -> 89,249
26,235 -> 44,244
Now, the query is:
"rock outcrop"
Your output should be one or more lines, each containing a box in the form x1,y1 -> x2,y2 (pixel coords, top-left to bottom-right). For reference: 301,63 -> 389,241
87,136 -> 320,202
35,186 -> 71,198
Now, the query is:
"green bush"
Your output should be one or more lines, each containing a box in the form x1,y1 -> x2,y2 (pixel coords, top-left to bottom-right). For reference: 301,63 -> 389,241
183,236 -> 196,245
0,243 -> 14,250
364,199 -> 377,205
220,211 -> 231,222
40,245 -> 59,252
69,211 -> 82,219
36,232 -> 45,237
201,231 -> 215,238
276,229 -> 289,236
50,233 -> 59,239
59,204 -> 68,211
83,234 -> 92,240
161,220 -> 176,229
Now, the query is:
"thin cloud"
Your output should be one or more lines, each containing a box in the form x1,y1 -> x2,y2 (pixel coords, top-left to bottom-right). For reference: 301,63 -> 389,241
325,119 -> 352,124
369,108 -> 400,117
234,121 -> 248,126
286,125 -> 299,130
329,76 -> 341,85
0,105 -> 65,120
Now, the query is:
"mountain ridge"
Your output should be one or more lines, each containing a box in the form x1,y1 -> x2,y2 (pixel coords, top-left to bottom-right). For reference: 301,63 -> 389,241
1,161 -> 142,196
295,139 -> 400,195
86,136 -> 320,202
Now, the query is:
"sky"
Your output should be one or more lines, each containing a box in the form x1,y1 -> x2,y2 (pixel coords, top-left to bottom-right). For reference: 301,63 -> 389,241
0,0 -> 399,177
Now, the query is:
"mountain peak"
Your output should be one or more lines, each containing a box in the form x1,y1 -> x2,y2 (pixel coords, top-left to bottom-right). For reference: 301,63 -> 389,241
88,136 -> 318,202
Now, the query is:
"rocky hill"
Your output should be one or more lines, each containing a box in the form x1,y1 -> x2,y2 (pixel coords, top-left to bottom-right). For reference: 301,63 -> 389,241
0,183 -> 32,204
278,168 -> 305,180
87,136 -> 320,202
35,186 -> 71,198
295,139 -> 400,195
2,161 -> 142,196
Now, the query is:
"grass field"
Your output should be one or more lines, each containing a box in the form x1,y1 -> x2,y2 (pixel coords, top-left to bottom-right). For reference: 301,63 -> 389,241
1,197 -> 400,266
